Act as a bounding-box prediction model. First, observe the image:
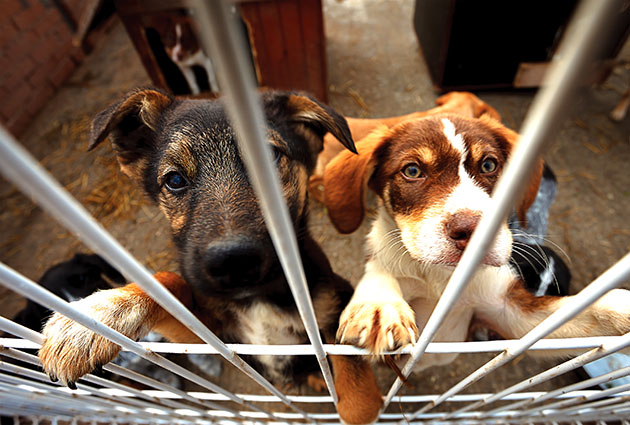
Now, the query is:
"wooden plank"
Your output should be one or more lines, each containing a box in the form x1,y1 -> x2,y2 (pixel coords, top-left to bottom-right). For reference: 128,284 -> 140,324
117,14 -> 169,90
114,0 -> 188,16
299,0 -> 327,101
277,0 -> 307,91
256,1 -> 290,89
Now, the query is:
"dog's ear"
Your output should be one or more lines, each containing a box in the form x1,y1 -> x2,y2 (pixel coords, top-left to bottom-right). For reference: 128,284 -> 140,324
89,88 -> 174,181
323,127 -> 389,234
480,115 -> 543,225
284,93 -> 357,155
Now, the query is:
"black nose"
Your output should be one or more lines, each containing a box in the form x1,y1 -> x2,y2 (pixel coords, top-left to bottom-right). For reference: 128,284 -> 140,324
204,239 -> 265,286
445,211 -> 480,251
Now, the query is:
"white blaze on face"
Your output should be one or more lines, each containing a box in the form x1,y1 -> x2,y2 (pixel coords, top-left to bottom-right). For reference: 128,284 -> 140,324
398,118 -> 512,266
170,23 -> 183,63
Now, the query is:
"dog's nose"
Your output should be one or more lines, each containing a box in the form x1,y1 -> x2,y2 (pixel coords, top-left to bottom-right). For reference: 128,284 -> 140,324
446,212 -> 480,250
204,240 -> 265,286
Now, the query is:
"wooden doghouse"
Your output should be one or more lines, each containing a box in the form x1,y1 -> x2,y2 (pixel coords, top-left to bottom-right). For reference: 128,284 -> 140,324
114,0 -> 328,101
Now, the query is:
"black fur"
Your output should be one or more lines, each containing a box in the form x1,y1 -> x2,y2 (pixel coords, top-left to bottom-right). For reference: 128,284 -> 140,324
12,254 -> 125,332
510,244 -> 571,296
89,88 -> 357,387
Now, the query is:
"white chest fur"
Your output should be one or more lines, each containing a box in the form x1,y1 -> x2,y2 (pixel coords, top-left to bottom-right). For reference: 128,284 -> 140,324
235,301 -> 306,382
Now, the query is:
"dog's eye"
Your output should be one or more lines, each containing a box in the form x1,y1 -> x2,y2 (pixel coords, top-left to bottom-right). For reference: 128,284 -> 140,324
164,171 -> 189,192
480,158 -> 498,174
271,147 -> 283,164
402,164 -> 424,179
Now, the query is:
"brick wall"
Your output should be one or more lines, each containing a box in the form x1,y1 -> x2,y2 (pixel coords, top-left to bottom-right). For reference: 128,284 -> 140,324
0,0 -> 86,136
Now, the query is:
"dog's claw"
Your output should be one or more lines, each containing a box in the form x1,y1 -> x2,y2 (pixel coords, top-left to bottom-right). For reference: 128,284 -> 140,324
337,299 -> 417,354
67,381 -> 77,390
48,373 -> 58,382
408,327 -> 418,346
38,291 -> 136,388
387,330 -> 395,350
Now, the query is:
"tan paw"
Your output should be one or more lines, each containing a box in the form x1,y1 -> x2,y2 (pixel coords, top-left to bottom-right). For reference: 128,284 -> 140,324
337,299 -> 418,354
38,289 -> 150,387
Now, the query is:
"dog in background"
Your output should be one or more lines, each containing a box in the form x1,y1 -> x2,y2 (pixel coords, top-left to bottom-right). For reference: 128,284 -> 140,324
11,253 -> 125,332
37,88 -> 382,424
153,14 -> 219,94
321,98 -> 630,369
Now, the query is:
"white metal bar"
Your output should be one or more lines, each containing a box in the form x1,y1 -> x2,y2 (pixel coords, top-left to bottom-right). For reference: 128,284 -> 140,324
4,383 -> 622,405
0,262 -> 277,420
522,389 -> 630,419
0,346 -> 238,420
0,127 -> 315,421
497,367 -> 630,418
0,362 -> 195,420
416,253 -> 630,421
463,331 -> 630,417
523,402 -> 630,423
0,373 -> 155,421
0,316 -> 246,417
189,0 -> 339,405
6,335 -> 628,356
0,381 -> 186,424
384,0 -> 626,413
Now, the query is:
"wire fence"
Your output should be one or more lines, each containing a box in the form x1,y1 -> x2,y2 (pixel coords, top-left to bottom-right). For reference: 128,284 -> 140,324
1,0 -> 629,423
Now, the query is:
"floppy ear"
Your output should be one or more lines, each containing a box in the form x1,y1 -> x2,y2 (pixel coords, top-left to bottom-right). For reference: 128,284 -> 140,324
89,88 -> 174,182
323,127 -> 389,234
284,93 -> 356,156
480,115 -> 543,225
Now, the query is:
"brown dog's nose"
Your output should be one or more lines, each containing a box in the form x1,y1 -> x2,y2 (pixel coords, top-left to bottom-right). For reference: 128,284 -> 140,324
204,239 -> 265,287
445,211 -> 480,250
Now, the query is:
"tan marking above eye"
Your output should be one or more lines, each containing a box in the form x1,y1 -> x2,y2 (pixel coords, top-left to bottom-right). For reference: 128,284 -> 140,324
161,135 -> 197,181
414,147 -> 436,165
469,142 -> 487,162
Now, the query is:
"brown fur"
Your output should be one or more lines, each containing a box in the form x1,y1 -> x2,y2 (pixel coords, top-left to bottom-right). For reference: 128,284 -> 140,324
324,113 -> 544,235
324,127 -> 389,234
39,89 -> 381,424
309,91 -> 502,202
320,95 -> 630,364
330,355 -> 383,425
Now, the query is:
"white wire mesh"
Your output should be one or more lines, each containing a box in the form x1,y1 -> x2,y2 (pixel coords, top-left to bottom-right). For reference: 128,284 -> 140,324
0,0 -> 629,423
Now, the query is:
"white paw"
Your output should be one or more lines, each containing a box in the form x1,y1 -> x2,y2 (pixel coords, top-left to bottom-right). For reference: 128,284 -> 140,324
337,299 -> 417,354
38,289 -> 150,387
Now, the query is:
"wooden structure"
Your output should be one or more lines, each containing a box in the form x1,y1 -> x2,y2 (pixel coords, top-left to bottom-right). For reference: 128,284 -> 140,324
114,0 -> 328,101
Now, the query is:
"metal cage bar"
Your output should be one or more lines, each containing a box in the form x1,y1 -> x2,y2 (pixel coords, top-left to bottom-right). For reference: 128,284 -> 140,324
189,0 -> 339,404
0,0 -> 628,423
381,0 -> 626,413
0,129 -> 316,422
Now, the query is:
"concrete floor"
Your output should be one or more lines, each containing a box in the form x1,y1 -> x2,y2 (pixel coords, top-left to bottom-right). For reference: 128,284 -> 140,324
1,0 -> 629,420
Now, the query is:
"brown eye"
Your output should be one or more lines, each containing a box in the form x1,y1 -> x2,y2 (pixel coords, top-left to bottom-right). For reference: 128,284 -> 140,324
480,158 -> 498,174
402,164 -> 424,179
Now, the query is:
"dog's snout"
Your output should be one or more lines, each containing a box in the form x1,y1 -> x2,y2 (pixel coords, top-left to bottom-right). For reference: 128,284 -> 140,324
204,240 -> 266,287
446,212 -> 480,250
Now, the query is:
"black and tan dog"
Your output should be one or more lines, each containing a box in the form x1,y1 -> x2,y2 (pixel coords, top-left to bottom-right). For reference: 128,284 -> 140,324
38,88 -> 382,423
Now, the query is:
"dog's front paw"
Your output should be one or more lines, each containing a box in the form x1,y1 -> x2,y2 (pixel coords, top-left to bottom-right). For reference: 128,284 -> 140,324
337,299 -> 418,354
39,288 -> 151,387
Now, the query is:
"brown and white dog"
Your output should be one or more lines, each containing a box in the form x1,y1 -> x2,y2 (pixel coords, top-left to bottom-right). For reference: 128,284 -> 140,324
321,94 -> 630,370
154,15 -> 219,94
37,88 -> 382,424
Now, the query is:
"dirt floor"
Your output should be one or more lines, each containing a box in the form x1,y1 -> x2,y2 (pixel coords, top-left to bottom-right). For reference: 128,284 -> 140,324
1,0 -> 629,421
